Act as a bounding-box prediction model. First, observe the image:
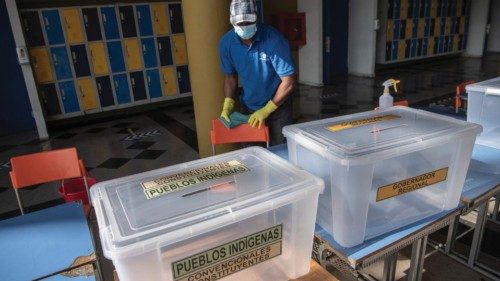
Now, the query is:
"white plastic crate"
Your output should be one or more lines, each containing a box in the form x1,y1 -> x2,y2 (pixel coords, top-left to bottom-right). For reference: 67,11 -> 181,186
90,147 -> 323,281
283,106 -> 481,247
466,77 -> 500,149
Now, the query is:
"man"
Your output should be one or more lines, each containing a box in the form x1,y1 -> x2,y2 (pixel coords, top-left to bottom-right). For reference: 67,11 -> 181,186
219,0 -> 296,146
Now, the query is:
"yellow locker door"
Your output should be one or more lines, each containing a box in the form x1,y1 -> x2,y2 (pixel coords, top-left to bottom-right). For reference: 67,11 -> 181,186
428,38 -> 435,55
152,4 -> 170,35
29,47 -> 54,83
61,9 -> 85,44
172,34 -> 188,65
445,17 -> 451,35
387,20 -> 394,42
459,17 -> 465,34
88,42 -> 109,76
405,20 -> 413,39
161,67 -> 177,96
434,19 -> 441,37
124,38 -> 143,70
453,35 -> 460,52
431,2 -> 438,18
398,40 -> 406,59
400,0 -> 408,19
457,1 -> 463,16
77,78 -> 98,110
418,19 -> 425,38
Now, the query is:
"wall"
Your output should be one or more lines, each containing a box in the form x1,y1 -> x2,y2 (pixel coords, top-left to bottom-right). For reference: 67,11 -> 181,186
348,0 -> 378,77
297,0 -> 322,86
0,1 -> 35,136
487,0 -> 500,52
465,0 -> 490,56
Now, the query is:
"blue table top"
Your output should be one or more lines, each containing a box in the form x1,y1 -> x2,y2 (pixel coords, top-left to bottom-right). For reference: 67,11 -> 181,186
0,202 -> 95,281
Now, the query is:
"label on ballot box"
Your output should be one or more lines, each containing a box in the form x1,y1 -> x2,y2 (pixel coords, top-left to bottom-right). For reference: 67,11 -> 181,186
326,114 -> 400,132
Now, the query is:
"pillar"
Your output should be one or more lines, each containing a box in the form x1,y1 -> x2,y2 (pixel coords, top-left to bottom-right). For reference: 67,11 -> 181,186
182,0 -> 235,158
465,0 -> 490,57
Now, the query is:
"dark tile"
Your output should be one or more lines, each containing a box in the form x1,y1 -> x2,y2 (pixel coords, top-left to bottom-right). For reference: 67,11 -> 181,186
22,139 -> 46,146
0,145 -> 17,152
54,133 -> 78,139
0,161 -> 11,170
84,127 -> 107,133
112,122 -> 134,128
116,127 -> 140,134
97,158 -> 130,169
127,141 -> 155,150
147,111 -> 198,152
183,108 -> 194,114
85,167 -> 94,173
134,150 -> 165,160
0,186 -> 8,194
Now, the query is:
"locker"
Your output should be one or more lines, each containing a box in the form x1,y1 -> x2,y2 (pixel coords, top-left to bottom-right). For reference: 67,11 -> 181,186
400,0 -> 408,19
434,18 -> 440,36
393,20 -> 401,41
398,40 -> 406,59
96,76 -> 115,107
168,3 -> 184,34
413,0 -> 420,19
453,35 -> 460,52
458,34 -> 464,51
39,83 -> 61,116
172,35 -> 188,65
442,0 -> 449,17
440,17 -> 446,36
443,36 -> 448,53
393,0 -> 401,19
452,17 -> 459,34
419,0 -> 425,18
407,0 -> 413,19
177,65 -> 191,94
113,74 -> 132,104
438,37 -> 444,53
70,44 -> 91,77
152,4 -> 170,35
417,18 -> 425,38
445,17 -> 451,35
82,8 -> 102,41
429,18 -> 435,36
449,0 -> 456,17
136,4 -> 154,36
405,19 -> 412,39
386,20 -> 394,42
405,39 -> 411,58
42,10 -> 65,45
410,38 -> 417,57
58,80 -> 80,113
29,47 -> 54,83
422,37 -> 428,56
61,9 -> 85,44
119,6 -> 137,38
430,0 -> 438,18
21,11 -> 45,47
388,0 -> 394,19
101,7 -> 120,40
436,0 -> 442,17
88,42 -> 109,76
459,16 -> 465,33
400,20 -> 406,39
424,0 -> 431,18
157,36 -> 173,66
416,38 -> 423,57
130,71 -> 147,101
50,46 -> 72,80
424,18 -> 430,37
76,78 -> 98,110
107,41 -> 126,73
146,69 -> 162,98
433,37 -> 439,54
161,67 -> 177,96
461,34 -> 467,50
124,38 -> 143,70
385,41 -> 392,61
392,41 -> 399,60
412,19 -> 418,38
456,0 -> 463,16
141,38 -> 158,68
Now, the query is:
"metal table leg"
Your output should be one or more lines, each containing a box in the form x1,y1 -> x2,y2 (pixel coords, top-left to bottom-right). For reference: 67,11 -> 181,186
492,195 -> 500,221
468,202 -> 489,266
382,254 -> 397,281
445,215 -> 459,254
407,236 -> 428,281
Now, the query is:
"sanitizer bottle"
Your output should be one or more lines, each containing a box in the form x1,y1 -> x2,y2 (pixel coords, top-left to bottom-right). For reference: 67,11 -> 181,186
379,79 -> 400,109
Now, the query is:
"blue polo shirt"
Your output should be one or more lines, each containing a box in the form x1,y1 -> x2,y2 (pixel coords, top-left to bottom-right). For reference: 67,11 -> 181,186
219,23 -> 295,110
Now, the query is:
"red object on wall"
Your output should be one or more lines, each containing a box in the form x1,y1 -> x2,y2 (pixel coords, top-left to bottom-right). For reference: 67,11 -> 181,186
272,12 -> 306,47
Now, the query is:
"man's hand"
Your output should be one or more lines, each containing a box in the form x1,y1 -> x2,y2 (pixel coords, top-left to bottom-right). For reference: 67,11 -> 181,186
248,100 -> 278,128
220,97 -> 235,122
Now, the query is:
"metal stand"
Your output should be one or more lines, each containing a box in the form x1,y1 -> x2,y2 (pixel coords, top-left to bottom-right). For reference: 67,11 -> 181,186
492,196 -> 500,221
445,216 -> 459,255
468,202 -> 489,266
407,236 -> 428,281
382,254 -> 397,281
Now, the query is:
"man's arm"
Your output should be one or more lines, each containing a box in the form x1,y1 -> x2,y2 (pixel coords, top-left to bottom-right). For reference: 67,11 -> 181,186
271,74 -> 296,106
223,74 -> 239,99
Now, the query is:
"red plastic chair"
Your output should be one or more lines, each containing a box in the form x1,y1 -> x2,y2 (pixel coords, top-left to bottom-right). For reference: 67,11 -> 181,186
455,80 -> 475,113
9,147 -> 92,215
210,119 -> 269,155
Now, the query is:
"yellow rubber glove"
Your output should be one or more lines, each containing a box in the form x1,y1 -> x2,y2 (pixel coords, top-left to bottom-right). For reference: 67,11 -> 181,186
248,100 -> 278,128
220,97 -> 235,122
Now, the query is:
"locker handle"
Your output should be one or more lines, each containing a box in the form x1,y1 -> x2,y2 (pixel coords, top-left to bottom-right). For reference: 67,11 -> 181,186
79,85 -> 85,97
102,13 -> 107,23
84,14 -> 88,24
61,89 -> 66,100
90,49 -> 95,60
154,10 -> 159,22
162,74 -> 167,83
115,80 -> 119,88
52,54 -> 58,65
32,56 -> 38,67
138,11 -> 142,20
158,43 -> 162,50
120,12 -> 124,21
72,51 -> 77,61
169,9 -> 173,18
98,83 -> 102,91
125,45 -> 130,57
64,16 -> 71,29
147,75 -> 151,83
44,17 -> 49,27
142,44 -> 146,52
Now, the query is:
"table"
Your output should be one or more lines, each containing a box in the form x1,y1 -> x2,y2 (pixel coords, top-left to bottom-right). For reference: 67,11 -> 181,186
0,202 -> 97,281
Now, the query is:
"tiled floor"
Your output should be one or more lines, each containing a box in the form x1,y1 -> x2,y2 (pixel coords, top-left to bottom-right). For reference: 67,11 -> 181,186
0,53 -> 499,280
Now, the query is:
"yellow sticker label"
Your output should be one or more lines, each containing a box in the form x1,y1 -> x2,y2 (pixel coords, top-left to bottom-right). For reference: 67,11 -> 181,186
376,167 -> 449,202
326,114 -> 401,132
142,160 -> 250,199
172,225 -> 283,281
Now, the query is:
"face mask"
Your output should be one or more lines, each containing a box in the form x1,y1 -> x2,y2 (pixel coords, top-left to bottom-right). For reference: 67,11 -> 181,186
234,23 -> 257,40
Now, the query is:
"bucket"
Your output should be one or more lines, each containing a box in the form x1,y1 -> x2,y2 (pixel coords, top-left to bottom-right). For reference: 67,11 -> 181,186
58,177 -> 97,205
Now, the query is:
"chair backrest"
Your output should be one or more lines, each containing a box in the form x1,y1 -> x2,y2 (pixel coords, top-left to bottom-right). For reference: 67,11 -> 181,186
210,119 -> 269,154
456,80 -> 475,96
10,148 -> 85,189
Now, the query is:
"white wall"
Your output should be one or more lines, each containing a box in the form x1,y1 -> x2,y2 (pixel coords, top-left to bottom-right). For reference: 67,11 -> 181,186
297,0 -> 322,86
465,0 -> 490,57
348,0 -> 378,77
487,0 -> 500,52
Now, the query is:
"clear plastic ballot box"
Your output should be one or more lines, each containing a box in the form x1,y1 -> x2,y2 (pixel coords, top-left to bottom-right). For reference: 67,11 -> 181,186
283,106 -> 481,247
90,147 -> 324,281
466,77 -> 500,149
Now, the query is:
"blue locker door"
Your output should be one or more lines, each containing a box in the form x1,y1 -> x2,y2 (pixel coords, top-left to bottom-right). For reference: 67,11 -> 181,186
50,46 -> 72,80
96,76 -> 115,107
146,69 -> 162,98
157,36 -> 173,66
412,19 -> 418,38
136,5 -> 153,36
393,0 -> 401,19
107,41 -> 126,73
425,0 -> 431,18
393,20 -> 401,41
42,10 -> 65,45
410,38 -> 417,57
422,38 -> 428,56
113,74 -> 131,104
101,7 -> 120,40
70,45 -> 91,77
177,65 -> 191,94
141,38 -> 157,68
424,18 -> 430,37
58,80 -> 80,113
